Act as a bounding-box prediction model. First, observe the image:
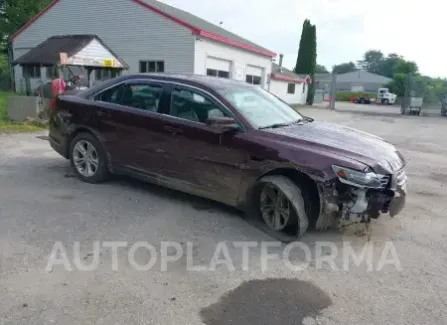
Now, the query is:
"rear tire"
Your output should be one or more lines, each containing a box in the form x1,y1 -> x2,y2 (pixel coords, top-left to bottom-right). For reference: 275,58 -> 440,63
256,175 -> 309,237
69,132 -> 110,184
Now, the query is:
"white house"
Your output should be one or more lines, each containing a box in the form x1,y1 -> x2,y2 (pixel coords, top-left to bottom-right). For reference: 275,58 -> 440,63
269,57 -> 311,105
10,0 -> 309,104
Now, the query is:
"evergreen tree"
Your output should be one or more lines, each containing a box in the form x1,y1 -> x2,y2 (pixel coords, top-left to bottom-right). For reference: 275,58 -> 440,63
306,24 -> 317,105
294,19 -> 311,74
294,19 -> 317,105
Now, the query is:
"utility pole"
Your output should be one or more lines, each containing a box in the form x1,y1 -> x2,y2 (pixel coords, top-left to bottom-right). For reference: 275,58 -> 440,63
401,73 -> 411,112
329,73 -> 337,110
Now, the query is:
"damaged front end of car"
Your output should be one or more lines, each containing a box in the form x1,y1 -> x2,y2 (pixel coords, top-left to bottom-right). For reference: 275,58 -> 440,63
315,165 -> 408,231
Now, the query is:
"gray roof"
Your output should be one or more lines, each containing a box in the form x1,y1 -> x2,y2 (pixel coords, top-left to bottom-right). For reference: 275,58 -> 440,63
271,63 -> 308,81
336,70 -> 392,84
315,73 -> 332,80
141,0 -> 274,56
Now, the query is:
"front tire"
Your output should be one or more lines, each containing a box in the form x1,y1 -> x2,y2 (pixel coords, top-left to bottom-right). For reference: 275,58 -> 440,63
69,132 -> 110,183
382,99 -> 389,105
257,175 -> 309,237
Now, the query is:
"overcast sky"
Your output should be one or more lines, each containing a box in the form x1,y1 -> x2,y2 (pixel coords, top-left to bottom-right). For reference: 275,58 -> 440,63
160,0 -> 443,77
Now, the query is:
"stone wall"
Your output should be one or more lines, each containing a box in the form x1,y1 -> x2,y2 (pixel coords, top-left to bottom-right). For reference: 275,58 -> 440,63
8,96 -> 50,121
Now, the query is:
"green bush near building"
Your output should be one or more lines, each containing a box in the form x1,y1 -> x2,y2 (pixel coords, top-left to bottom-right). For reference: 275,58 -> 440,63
335,91 -> 376,102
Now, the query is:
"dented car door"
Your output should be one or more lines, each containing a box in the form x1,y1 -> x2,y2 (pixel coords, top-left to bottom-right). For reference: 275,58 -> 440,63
159,84 -> 246,205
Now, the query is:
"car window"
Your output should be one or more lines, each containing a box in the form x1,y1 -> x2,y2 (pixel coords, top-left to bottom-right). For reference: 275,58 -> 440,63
95,83 -> 164,112
95,84 -> 124,104
169,87 -> 229,123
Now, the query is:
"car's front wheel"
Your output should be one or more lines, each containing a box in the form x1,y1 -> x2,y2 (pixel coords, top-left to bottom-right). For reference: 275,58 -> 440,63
69,132 -> 110,183
257,175 -> 309,237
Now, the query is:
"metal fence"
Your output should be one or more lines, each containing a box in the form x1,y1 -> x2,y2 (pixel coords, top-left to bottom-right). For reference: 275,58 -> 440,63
401,73 -> 445,116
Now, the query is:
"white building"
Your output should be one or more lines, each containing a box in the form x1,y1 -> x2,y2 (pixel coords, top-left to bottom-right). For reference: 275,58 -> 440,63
11,0 -> 310,104
269,59 -> 311,105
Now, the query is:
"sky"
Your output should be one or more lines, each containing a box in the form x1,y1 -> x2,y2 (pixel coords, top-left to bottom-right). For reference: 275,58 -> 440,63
160,0 -> 444,78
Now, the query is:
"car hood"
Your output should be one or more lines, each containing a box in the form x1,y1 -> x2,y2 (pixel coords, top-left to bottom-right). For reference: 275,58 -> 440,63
264,120 -> 405,174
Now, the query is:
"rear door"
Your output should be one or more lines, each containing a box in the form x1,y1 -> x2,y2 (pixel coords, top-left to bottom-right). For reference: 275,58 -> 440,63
92,79 -> 169,175
158,83 -> 247,204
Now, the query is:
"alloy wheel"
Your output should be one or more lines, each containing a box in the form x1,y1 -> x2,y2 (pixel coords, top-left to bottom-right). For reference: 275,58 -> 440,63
260,183 -> 292,231
72,140 -> 99,177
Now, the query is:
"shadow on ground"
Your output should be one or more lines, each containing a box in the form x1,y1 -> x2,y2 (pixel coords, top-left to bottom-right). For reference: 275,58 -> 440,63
200,278 -> 332,325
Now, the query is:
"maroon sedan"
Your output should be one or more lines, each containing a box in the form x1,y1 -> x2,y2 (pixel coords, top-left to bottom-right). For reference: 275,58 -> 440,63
49,74 -> 407,238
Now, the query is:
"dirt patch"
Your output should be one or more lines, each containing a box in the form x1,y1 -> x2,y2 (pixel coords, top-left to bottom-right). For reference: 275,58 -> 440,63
54,194 -> 76,201
429,173 -> 447,183
200,278 -> 332,325
414,191 -> 440,198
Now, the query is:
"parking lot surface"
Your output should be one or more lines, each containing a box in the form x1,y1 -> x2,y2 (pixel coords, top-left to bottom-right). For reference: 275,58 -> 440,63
1,107 -> 447,324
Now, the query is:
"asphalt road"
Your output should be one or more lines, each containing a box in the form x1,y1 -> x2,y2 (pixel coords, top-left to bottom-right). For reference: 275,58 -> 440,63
1,108 -> 447,324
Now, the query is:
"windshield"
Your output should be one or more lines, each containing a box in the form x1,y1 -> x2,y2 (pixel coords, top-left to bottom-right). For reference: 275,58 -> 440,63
218,86 -> 304,129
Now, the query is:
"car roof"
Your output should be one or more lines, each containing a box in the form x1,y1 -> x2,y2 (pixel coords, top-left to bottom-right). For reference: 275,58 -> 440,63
81,73 -> 254,98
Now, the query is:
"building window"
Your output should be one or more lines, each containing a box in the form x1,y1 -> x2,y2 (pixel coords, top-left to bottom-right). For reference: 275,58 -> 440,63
139,60 -> 165,73
46,66 -> 58,79
287,83 -> 296,94
206,69 -> 229,78
95,69 -> 121,81
24,66 -> 41,78
246,75 -> 262,85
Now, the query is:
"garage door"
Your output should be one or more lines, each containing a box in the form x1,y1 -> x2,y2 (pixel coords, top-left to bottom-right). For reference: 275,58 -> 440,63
246,65 -> 263,85
246,65 -> 263,77
206,57 -> 231,78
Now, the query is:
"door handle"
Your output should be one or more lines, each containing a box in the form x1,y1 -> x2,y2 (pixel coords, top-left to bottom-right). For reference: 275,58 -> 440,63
97,110 -> 111,118
164,126 -> 183,134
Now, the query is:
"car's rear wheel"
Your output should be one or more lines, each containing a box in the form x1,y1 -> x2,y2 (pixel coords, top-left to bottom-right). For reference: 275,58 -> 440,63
257,175 -> 309,237
69,132 -> 110,183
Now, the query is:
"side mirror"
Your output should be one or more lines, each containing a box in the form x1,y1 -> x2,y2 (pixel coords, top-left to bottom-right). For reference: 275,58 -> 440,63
206,116 -> 239,132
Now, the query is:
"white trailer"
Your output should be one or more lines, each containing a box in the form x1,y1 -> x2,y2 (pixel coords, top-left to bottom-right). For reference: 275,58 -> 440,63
401,97 -> 423,115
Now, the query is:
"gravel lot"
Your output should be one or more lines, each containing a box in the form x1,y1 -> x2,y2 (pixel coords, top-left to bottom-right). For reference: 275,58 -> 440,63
1,107 -> 447,325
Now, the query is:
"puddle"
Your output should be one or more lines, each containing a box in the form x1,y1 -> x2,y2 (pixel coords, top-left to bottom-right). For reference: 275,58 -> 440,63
200,278 -> 332,325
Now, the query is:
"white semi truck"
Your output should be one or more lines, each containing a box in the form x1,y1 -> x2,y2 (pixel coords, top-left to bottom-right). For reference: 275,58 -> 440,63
377,88 -> 397,105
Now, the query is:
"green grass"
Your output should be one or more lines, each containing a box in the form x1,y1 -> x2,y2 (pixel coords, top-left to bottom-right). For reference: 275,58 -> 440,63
0,91 -> 10,121
0,91 -> 46,133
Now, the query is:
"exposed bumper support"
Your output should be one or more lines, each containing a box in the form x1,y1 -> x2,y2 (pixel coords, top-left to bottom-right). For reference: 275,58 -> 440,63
315,176 -> 407,231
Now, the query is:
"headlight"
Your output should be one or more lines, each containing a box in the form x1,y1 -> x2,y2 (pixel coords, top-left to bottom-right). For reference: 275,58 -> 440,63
332,165 -> 387,189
